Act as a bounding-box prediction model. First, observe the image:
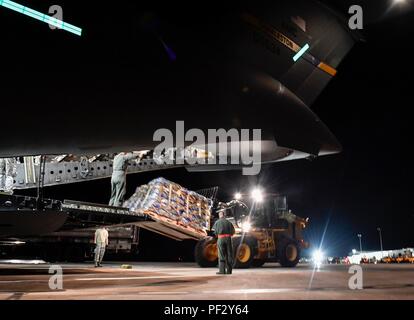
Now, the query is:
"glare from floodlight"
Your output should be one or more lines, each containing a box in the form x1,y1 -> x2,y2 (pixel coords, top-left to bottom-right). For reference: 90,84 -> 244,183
241,221 -> 252,232
234,192 -> 242,200
251,188 -> 263,202
313,249 -> 324,264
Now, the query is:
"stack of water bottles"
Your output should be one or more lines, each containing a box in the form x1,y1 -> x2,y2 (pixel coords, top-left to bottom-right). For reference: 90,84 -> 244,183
123,178 -> 212,232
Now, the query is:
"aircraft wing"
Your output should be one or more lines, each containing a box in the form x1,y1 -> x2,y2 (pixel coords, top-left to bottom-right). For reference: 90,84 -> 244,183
238,2 -> 361,106
0,0 -> 359,164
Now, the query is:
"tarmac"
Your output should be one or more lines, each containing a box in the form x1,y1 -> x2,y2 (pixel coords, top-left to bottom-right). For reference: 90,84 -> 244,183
0,261 -> 413,300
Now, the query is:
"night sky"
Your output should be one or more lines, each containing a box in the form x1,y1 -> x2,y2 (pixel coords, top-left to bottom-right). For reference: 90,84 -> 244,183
3,0 -> 414,258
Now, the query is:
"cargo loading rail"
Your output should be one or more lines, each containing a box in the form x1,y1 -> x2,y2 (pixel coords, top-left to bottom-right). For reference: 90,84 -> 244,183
61,200 -> 206,240
0,194 -> 207,241
60,199 -> 148,230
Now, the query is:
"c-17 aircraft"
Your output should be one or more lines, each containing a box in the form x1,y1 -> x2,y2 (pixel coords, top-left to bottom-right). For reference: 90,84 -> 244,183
0,0 -> 361,239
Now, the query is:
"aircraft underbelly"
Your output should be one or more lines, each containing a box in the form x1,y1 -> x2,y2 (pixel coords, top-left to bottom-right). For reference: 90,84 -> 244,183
0,210 -> 68,238
0,0 -> 353,159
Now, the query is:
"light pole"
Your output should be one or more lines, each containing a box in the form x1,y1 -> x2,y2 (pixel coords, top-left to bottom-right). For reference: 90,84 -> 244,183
377,227 -> 384,258
357,233 -> 362,254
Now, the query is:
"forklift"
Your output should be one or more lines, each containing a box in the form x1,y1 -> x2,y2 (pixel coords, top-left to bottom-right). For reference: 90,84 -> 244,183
195,191 -> 309,268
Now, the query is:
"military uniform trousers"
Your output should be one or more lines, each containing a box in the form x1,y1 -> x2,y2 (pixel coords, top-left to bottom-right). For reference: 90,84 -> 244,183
109,170 -> 127,206
217,237 -> 233,274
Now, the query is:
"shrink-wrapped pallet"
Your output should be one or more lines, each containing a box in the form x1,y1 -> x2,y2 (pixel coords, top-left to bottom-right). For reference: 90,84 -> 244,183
123,178 -> 212,233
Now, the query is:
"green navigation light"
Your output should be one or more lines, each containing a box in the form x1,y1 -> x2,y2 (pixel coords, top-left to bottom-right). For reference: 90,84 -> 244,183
293,43 -> 310,62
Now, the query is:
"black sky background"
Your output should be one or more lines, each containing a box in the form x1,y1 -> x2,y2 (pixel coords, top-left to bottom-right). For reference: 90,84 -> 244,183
2,0 -> 414,258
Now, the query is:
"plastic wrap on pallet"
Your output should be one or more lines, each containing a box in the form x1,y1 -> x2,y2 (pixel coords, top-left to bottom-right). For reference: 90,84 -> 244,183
123,177 -> 212,232
123,184 -> 150,212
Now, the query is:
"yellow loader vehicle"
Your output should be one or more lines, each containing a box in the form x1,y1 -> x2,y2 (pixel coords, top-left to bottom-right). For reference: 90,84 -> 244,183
195,193 -> 309,268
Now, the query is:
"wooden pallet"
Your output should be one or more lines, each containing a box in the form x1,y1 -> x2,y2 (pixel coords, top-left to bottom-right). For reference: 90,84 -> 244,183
140,209 -> 207,238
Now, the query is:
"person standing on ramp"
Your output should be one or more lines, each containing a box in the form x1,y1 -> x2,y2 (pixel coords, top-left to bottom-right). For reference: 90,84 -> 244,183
109,151 -> 143,206
212,209 -> 235,275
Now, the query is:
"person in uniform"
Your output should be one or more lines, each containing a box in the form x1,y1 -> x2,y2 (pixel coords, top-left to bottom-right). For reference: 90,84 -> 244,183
212,210 -> 235,275
0,157 -> 17,194
94,226 -> 109,267
109,152 -> 143,206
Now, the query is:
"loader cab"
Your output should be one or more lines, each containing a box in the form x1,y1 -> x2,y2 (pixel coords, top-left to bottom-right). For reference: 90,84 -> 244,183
249,195 -> 290,229
241,193 -> 309,251
229,194 -> 297,230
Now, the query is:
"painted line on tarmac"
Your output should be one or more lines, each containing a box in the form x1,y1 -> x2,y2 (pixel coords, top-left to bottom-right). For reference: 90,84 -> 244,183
75,274 -> 216,281
201,288 -> 301,294
0,280 -> 46,283
137,291 -> 190,295
130,288 -> 301,296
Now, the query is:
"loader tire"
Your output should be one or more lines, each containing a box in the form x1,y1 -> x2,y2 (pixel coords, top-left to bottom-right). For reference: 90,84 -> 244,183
277,238 -> 300,268
233,236 -> 256,269
195,237 -> 218,267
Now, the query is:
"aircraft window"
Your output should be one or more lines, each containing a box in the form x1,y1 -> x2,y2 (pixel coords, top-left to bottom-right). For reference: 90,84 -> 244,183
58,170 -> 62,174
97,167 -> 101,170
50,171 -> 54,174
74,167 -> 78,171
103,166 -> 107,170
67,169 -> 71,173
